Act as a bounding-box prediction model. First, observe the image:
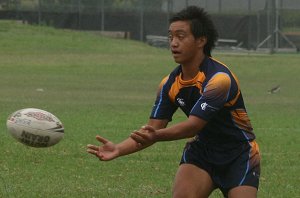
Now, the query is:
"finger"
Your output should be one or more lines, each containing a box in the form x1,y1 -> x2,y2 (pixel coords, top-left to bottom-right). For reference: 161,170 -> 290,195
87,144 -> 99,151
136,143 -> 143,148
130,132 -> 147,144
141,125 -> 155,132
130,134 -> 144,147
87,148 -> 98,155
133,131 -> 149,139
87,149 -> 106,161
96,135 -> 109,144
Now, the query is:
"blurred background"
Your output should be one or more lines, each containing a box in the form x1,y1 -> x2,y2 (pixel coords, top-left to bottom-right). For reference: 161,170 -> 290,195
1,0 -> 300,53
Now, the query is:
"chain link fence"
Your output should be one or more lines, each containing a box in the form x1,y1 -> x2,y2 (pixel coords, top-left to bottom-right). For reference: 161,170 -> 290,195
1,0 -> 300,52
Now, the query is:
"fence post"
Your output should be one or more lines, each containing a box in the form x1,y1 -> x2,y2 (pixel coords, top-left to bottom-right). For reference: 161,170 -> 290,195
167,0 -> 173,24
15,0 -> 20,19
101,0 -> 105,31
38,0 -> 41,25
140,0 -> 144,41
218,0 -> 222,13
78,0 -> 81,29
185,0 -> 189,7
247,0 -> 251,49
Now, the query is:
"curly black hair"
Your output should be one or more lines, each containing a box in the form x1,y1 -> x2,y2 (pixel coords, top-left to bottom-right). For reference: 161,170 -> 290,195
169,6 -> 218,56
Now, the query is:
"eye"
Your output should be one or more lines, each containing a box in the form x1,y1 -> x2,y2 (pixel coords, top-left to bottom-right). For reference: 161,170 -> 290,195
178,34 -> 185,40
168,34 -> 173,42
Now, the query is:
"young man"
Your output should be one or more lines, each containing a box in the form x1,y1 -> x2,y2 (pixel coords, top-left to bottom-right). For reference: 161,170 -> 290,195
87,6 -> 261,198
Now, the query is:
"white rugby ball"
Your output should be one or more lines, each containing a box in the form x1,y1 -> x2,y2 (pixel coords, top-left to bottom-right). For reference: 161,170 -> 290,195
6,108 -> 64,148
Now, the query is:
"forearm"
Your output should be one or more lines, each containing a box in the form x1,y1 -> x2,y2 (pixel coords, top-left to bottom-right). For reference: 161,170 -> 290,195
155,122 -> 196,141
116,137 -> 150,157
155,116 -> 206,141
116,119 -> 167,157
130,116 -> 206,146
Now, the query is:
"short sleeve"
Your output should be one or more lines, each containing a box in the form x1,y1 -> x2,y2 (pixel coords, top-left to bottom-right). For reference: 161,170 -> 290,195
190,72 -> 231,121
150,76 -> 178,121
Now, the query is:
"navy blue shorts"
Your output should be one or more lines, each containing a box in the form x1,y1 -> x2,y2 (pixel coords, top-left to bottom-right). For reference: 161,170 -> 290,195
179,139 -> 261,196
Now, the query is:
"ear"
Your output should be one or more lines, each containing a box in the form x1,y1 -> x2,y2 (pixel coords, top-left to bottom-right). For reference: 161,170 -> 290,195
196,36 -> 207,48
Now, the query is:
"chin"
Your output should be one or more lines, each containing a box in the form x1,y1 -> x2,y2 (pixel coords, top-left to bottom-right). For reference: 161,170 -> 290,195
173,56 -> 182,64
174,59 -> 180,64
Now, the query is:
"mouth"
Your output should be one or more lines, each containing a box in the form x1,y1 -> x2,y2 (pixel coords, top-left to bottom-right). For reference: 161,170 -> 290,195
171,50 -> 181,56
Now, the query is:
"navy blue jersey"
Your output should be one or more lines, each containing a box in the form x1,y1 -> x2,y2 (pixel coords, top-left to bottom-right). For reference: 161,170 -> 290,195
150,56 -> 255,149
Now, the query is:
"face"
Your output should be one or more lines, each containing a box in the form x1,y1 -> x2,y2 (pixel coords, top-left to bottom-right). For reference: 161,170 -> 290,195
168,21 -> 206,65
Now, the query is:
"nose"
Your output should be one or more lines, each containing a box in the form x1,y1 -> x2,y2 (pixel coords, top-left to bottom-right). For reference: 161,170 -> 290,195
170,38 -> 179,48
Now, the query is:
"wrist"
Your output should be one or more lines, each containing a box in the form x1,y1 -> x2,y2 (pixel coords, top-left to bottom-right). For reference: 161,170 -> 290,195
153,129 -> 162,142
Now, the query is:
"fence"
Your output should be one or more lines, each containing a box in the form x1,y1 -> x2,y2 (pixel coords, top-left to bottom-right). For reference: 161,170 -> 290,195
1,0 -> 300,52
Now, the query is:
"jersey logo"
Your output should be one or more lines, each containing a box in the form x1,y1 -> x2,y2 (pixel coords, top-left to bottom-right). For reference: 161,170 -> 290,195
177,98 -> 185,107
201,102 -> 208,110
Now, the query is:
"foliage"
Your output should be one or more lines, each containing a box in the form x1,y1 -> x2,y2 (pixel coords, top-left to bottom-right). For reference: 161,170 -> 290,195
281,9 -> 300,30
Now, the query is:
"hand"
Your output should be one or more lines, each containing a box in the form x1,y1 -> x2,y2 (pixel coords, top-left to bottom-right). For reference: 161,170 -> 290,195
87,135 -> 119,161
130,125 -> 158,147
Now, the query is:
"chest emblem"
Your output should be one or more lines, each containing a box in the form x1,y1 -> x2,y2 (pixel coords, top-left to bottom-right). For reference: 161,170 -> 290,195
177,98 -> 186,107
201,102 -> 208,110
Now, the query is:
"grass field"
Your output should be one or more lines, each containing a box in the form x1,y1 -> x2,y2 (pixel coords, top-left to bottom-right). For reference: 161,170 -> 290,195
0,20 -> 299,198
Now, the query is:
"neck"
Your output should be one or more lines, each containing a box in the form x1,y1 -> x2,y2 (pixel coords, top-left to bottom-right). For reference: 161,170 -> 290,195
181,54 -> 206,81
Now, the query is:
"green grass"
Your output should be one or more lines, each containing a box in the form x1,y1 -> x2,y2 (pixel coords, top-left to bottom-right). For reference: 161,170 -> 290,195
0,20 -> 299,198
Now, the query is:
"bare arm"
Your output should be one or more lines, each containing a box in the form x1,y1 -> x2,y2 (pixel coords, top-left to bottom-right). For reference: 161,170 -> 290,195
86,119 -> 168,161
115,118 -> 169,155
156,115 -> 206,141
130,115 -> 207,146
108,119 -> 168,156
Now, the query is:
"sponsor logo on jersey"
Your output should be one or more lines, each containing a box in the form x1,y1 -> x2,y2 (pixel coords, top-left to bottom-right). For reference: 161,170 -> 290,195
201,102 -> 208,110
177,98 -> 185,106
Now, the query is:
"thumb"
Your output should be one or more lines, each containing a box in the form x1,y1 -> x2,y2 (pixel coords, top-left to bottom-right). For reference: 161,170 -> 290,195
141,125 -> 155,132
